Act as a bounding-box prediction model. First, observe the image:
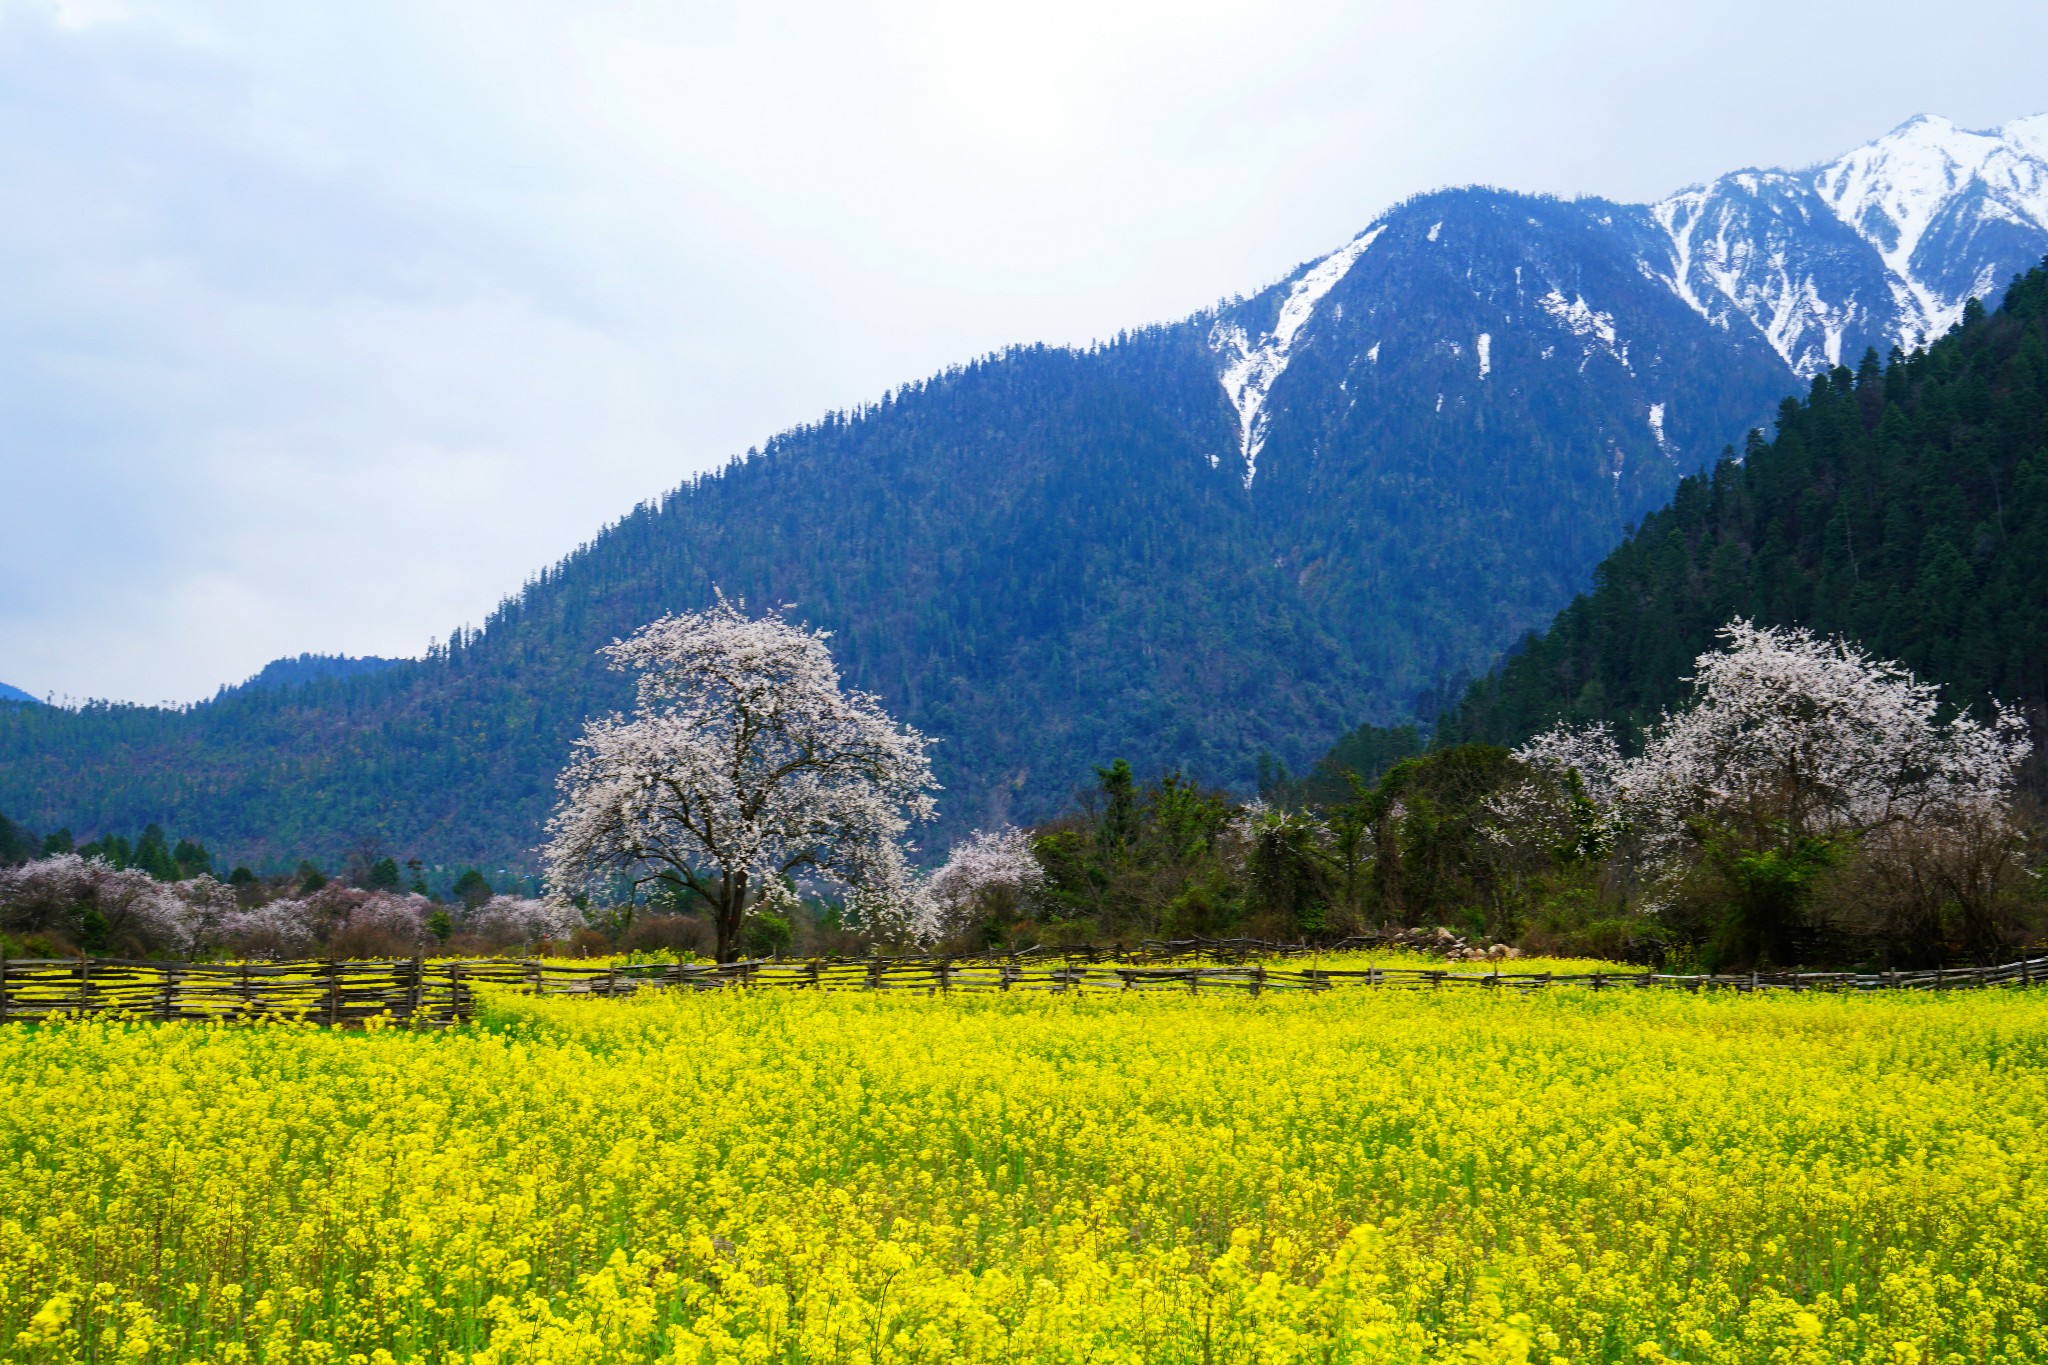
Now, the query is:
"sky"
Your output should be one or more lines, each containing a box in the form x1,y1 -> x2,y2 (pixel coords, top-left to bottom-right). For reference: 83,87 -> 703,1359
2,0 -> 2046,705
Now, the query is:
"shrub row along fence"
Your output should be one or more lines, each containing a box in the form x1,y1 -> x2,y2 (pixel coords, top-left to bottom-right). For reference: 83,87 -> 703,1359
3,944 -> 2047,1027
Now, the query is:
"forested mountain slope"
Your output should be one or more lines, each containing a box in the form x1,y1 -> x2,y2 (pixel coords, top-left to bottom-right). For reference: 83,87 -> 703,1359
5,116 -> 2047,870
1440,263 -> 2048,759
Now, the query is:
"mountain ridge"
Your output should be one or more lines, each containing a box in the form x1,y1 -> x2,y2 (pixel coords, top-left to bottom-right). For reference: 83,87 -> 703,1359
4,115 -> 2046,870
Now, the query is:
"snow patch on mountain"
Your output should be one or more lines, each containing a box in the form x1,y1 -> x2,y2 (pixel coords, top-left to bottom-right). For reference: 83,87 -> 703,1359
1538,289 -> 1617,348
1211,226 -> 1385,488
1476,333 -> 1492,379
1537,287 -> 1631,373
1647,402 -> 1670,454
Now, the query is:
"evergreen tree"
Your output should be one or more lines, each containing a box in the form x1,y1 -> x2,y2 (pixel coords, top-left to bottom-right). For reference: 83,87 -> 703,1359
1438,262 -> 2048,792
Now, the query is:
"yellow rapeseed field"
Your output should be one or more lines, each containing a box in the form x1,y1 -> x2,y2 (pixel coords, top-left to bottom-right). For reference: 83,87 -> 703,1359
3,983 -> 2045,1364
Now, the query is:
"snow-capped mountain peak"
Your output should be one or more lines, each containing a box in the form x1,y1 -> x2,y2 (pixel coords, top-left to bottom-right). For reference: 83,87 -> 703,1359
1813,114 -> 2048,339
1641,113 -> 2048,375
1199,113 -> 2048,499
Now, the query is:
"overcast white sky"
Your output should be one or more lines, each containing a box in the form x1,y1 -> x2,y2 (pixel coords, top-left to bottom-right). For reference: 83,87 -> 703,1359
2,0 -> 2044,704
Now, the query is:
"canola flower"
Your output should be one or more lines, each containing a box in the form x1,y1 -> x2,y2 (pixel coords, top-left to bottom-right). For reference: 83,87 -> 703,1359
2,985 -> 2046,1363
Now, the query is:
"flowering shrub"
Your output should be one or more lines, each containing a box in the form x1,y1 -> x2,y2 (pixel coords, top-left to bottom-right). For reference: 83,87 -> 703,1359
0,855 -> 231,955
924,827 -> 1045,937
1511,621 -> 2032,868
213,886 -> 431,957
462,895 -> 587,949
1499,621 -> 2038,963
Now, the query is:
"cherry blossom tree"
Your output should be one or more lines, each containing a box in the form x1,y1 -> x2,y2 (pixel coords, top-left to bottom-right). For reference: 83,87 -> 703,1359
924,827 -> 1044,939
463,895 -> 587,948
1503,621 -> 2033,961
0,854 -> 232,955
1511,622 -> 2030,860
544,599 -> 938,961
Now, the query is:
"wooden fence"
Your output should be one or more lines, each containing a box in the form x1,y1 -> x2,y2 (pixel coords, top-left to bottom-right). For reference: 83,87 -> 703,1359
4,942 -> 2046,1027
0,957 -> 476,1026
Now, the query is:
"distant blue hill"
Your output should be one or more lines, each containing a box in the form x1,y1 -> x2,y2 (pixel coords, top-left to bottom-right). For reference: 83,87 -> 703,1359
226,653 -> 402,695
0,681 -> 38,705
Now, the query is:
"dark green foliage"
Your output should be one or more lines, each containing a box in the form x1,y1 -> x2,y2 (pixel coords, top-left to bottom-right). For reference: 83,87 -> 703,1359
1033,765 -> 1240,938
1265,723 -> 1424,806
451,868 -> 493,909
1441,261 -> 2048,777
1364,746 -> 1523,936
742,912 -> 793,959
363,857 -> 403,891
0,811 -> 36,867
1017,748 -> 1548,948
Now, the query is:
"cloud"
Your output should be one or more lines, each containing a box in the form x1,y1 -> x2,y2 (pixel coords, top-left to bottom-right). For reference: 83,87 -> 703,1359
0,0 -> 2045,702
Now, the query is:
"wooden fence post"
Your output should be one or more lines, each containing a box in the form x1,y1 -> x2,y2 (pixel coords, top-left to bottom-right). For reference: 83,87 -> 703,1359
0,950 -> 8,1023
326,959 -> 341,1026
1249,965 -> 1265,998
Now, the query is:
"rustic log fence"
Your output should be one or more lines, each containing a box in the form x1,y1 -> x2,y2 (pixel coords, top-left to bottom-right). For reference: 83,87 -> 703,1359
1,942 -> 2045,1026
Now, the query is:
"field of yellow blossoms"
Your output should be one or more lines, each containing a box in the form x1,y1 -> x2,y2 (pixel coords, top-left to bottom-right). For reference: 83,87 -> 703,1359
4,980 -> 2047,1364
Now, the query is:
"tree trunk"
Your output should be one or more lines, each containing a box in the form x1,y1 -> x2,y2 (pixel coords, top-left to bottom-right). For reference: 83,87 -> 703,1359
714,870 -> 750,962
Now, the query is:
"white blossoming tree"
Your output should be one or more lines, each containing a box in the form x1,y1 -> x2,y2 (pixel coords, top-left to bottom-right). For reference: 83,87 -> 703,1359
1514,621 -> 2030,862
0,854 -> 233,955
544,599 -> 939,961
924,827 -> 1045,940
1506,620 -> 2032,961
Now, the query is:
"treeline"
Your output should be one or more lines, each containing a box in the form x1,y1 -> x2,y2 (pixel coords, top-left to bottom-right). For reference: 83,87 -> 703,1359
0,809 -> 537,943
1439,262 -> 2048,782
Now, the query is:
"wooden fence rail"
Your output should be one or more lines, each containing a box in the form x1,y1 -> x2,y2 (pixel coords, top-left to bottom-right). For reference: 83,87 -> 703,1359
3,944 -> 2046,1026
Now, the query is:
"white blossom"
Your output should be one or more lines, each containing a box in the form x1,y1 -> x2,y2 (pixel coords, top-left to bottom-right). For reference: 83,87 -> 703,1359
217,886 -> 431,956
1491,622 -> 2032,880
463,894 -> 585,946
1484,721 -> 1625,859
0,854 -> 225,954
544,598 -> 938,960
217,897 -> 321,955
923,827 -> 1044,936
1619,621 -> 2030,866
1511,721 -> 1623,803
